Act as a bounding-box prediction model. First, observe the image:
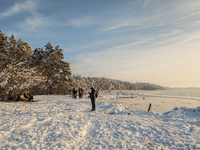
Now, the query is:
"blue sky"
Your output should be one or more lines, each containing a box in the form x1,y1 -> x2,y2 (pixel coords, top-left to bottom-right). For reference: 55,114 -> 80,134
1,0 -> 200,87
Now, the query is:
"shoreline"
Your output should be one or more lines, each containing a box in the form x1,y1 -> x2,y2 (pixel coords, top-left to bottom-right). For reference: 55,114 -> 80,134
104,95 -> 200,114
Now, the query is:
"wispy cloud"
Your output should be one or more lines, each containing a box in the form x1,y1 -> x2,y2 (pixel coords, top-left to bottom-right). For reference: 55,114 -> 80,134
102,23 -> 131,31
17,13 -> 53,31
143,0 -> 150,8
65,17 -> 96,27
0,0 -> 36,19
0,0 -> 54,31
176,12 -> 200,21
101,1 -> 200,32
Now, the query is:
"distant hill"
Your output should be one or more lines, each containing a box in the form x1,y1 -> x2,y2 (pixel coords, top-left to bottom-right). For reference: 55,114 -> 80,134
72,75 -> 165,91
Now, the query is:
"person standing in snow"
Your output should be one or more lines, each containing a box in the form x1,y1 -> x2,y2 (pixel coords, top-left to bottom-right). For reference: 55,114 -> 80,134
78,88 -> 82,98
80,88 -> 84,98
72,87 -> 77,98
89,87 -> 96,111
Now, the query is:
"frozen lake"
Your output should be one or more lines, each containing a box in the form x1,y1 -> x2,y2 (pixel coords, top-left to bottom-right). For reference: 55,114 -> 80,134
106,90 -> 200,113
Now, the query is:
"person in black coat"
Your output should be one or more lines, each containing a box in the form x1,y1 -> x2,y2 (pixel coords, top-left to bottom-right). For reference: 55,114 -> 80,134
72,87 -> 77,98
89,87 -> 96,111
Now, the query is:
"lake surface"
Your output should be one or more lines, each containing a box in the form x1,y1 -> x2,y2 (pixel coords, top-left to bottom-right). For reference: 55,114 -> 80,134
134,90 -> 200,101
107,90 -> 200,113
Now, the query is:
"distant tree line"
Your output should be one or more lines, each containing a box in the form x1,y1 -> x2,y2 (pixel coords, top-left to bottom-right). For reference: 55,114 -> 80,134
134,82 -> 165,90
0,29 -> 73,101
72,75 -> 165,92
72,75 -> 111,96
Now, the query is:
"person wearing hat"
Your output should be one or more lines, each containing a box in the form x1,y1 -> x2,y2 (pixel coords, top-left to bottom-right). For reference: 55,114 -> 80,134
89,87 -> 96,111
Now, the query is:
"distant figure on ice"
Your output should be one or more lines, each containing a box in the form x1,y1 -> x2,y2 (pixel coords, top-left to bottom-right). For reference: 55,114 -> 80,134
78,88 -> 84,98
89,87 -> 96,111
24,91 -> 33,101
72,87 -> 77,98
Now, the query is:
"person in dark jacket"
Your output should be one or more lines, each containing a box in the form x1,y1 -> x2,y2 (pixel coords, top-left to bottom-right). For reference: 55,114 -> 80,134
80,88 -> 84,98
89,87 -> 96,111
72,87 -> 77,98
78,88 -> 83,98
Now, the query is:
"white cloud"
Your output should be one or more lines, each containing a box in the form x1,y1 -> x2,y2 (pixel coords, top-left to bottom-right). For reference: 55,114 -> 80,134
0,0 -> 54,31
143,0 -> 150,8
176,12 -> 200,21
66,17 -> 95,27
0,0 -> 53,31
17,13 -> 53,31
0,0 -> 36,19
102,23 -> 131,31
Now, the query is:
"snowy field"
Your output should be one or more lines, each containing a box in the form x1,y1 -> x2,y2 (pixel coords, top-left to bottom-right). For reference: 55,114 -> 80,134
1,94 -> 200,150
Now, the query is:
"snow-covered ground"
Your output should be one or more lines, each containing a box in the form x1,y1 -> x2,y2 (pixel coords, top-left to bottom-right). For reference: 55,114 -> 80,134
1,94 -> 200,150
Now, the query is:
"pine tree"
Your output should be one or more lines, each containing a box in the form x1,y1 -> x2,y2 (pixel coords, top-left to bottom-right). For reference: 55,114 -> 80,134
27,48 -> 45,94
30,42 -> 73,95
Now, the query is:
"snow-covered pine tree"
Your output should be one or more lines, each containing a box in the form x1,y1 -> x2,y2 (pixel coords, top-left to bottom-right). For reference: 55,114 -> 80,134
30,42 -> 73,95
48,44 -> 73,94
28,47 -> 48,94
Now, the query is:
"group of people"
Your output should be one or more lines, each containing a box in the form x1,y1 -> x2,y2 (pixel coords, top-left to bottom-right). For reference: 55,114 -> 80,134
72,87 -> 84,99
24,87 -> 96,111
72,87 -> 96,111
